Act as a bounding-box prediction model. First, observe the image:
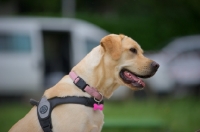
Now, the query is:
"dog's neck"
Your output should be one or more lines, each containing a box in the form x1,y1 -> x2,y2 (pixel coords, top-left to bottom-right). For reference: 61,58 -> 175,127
72,46 -> 120,99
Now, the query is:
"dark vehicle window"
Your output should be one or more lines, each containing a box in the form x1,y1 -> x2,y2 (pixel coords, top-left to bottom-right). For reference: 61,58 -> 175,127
0,33 -> 31,52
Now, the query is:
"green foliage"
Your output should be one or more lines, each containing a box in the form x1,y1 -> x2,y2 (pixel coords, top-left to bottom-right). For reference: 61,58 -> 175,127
18,0 -> 61,13
75,0 -> 200,50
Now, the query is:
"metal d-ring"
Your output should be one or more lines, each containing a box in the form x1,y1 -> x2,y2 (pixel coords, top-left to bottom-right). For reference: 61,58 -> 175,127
94,92 -> 103,104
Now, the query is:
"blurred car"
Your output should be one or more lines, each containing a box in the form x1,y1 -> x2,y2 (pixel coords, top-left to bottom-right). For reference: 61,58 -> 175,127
145,35 -> 200,94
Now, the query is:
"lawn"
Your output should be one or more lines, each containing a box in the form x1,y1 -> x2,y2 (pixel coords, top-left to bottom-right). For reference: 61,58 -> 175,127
1,97 -> 200,132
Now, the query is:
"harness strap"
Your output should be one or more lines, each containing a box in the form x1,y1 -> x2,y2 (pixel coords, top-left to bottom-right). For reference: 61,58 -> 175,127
30,96 -> 103,132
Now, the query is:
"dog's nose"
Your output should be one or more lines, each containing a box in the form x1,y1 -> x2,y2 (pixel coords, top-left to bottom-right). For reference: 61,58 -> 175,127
151,61 -> 159,71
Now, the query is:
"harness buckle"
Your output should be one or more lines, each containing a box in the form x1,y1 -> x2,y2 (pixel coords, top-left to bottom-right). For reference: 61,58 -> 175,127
73,76 -> 87,92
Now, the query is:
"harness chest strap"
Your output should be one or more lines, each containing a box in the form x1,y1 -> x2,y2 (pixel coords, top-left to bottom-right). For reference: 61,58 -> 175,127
30,96 -> 104,132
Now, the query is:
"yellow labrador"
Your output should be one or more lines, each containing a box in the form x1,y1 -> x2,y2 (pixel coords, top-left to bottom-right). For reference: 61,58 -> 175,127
9,34 -> 159,132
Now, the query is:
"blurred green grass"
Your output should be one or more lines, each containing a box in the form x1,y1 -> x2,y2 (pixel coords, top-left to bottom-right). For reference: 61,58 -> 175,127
1,97 -> 200,132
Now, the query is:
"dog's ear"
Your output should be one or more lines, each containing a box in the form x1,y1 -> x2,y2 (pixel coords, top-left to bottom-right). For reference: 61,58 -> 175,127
100,34 -> 124,60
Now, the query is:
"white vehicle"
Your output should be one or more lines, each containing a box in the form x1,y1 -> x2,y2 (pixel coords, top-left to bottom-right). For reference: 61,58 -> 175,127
145,35 -> 200,94
0,17 -> 109,96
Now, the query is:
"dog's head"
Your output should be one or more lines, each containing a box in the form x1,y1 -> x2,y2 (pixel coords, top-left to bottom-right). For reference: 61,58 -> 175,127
100,34 -> 159,90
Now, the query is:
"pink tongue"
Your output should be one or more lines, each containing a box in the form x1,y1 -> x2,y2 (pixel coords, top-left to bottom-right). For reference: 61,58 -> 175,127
124,71 -> 145,87
124,71 -> 139,81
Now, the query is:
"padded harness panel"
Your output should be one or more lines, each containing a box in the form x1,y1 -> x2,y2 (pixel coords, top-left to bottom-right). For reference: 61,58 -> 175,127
30,96 -> 103,132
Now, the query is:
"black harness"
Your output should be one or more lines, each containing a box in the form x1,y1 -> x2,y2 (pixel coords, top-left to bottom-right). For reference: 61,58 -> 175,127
30,74 -> 104,132
30,96 -> 103,132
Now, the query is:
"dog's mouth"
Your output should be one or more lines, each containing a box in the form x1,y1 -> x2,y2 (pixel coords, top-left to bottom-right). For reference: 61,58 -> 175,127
119,69 -> 149,89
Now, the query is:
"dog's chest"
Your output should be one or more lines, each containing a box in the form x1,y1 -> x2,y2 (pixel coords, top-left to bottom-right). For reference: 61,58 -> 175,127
51,104 -> 104,131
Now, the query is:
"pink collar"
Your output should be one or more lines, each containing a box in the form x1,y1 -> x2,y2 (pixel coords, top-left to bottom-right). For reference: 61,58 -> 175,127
69,71 -> 103,102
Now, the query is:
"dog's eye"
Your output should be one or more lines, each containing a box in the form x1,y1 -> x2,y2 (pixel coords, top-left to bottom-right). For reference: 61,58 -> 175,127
130,48 -> 137,54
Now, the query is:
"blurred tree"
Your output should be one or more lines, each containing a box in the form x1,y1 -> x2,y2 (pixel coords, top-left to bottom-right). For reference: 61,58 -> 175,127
0,0 -> 199,50
17,0 -> 61,16
76,0 -> 200,50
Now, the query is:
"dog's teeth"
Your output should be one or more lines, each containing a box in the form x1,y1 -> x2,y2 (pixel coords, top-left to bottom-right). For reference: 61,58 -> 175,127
138,80 -> 141,84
